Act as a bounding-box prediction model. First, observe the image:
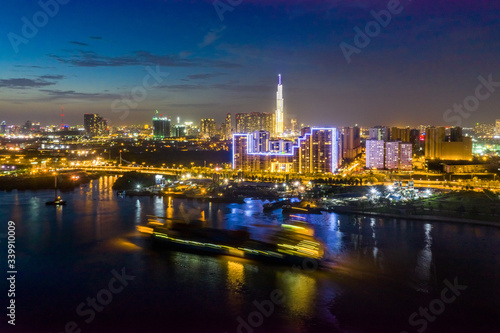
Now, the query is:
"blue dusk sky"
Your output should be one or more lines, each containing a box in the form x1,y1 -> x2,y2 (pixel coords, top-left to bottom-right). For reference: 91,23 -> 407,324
0,0 -> 499,127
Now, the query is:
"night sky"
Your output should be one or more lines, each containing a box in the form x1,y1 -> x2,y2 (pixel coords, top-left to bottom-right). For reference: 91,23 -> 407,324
1,0 -> 499,127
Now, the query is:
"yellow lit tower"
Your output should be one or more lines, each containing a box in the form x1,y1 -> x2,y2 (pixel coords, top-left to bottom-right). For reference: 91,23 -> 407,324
275,74 -> 284,136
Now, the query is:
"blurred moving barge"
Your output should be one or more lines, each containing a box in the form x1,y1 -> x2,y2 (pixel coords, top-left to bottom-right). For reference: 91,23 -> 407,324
137,217 -> 325,264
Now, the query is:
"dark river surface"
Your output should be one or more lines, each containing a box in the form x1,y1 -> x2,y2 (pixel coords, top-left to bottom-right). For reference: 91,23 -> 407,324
1,176 -> 499,333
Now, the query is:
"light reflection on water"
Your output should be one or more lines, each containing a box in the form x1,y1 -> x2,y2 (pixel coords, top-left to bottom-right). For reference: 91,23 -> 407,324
2,177 -> 500,332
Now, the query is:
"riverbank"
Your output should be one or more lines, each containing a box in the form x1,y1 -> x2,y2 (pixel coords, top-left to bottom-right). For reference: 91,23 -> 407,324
330,207 -> 500,228
0,172 -> 99,191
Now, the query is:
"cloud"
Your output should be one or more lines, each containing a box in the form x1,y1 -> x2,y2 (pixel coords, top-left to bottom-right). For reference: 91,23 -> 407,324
38,89 -> 121,101
187,73 -> 227,80
89,36 -> 102,40
198,26 -> 226,48
158,82 -> 268,93
0,78 -> 56,89
13,65 -> 56,69
70,41 -> 89,46
50,50 -> 240,68
39,75 -> 65,80
168,103 -> 220,108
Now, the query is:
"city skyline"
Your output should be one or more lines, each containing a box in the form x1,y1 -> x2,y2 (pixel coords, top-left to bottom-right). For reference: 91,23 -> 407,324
1,0 -> 499,127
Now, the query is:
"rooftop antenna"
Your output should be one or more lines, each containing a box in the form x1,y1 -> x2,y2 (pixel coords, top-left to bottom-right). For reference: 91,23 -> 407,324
61,106 -> 64,129
278,74 -> 281,85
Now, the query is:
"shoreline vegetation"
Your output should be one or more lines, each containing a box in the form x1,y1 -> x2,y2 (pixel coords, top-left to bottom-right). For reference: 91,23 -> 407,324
0,172 -> 99,191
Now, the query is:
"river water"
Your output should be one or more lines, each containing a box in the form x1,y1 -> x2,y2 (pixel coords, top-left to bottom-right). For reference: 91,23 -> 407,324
1,175 -> 499,333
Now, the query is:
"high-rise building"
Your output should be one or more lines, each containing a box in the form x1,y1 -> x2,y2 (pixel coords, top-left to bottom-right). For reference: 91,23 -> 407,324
233,127 -> 340,173
173,124 -> 186,137
366,140 -> 413,170
409,129 -> 421,152
424,126 -> 445,159
441,137 -> 472,160
249,131 -> 270,153
390,127 -> 410,142
224,113 -> 232,139
341,126 -> 361,160
369,126 -> 390,141
235,112 -> 273,134
235,113 -> 246,133
384,141 -> 400,170
290,118 -> 297,133
200,119 -> 216,138
0,121 -> 6,134
449,127 -> 463,142
152,117 -> 171,138
425,126 -> 471,160
496,119 -> 500,136
365,140 -> 385,169
297,128 -> 340,174
84,114 -> 107,136
184,122 -> 198,137
399,143 -> 413,171
473,123 -> 494,138
275,74 -> 284,136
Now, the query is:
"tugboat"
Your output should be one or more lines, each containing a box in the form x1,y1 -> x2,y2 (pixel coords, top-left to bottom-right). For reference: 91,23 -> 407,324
46,174 -> 66,206
45,195 -> 66,206
263,199 -> 291,212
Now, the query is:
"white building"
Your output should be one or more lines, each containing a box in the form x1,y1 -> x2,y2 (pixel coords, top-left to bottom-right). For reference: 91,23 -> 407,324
385,141 -> 400,170
399,143 -> 413,171
366,140 -> 413,171
366,140 -> 385,169
369,126 -> 390,141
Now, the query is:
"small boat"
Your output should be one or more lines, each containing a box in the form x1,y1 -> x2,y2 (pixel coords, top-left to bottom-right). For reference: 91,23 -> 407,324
282,204 -> 324,214
46,175 -> 66,206
45,196 -> 67,206
263,199 -> 291,212
205,196 -> 245,204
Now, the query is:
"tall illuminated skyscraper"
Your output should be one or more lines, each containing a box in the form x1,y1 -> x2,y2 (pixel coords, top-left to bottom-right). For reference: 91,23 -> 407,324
275,74 -> 284,136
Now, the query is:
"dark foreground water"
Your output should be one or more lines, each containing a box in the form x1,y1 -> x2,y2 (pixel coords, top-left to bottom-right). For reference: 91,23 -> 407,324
0,176 -> 499,333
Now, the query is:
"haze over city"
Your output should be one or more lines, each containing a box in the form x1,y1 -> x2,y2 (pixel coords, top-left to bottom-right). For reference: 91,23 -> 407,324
2,2 -> 500,333
1,0 -> 499,126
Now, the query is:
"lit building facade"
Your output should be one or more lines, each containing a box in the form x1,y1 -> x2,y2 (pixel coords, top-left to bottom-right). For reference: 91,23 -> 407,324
173,124 -> 186,137
425,126 -> 472,160
235,112 -> 273,134
233,128 -> 340,174
399,143 -> 413,170
366,139 -> 413,170
152,117 -> 171,138
275,74 -> 284,136
474,123 -> 495,138
342,126 -> 361,160
200,118 -> 217,138
224,113 -> 232,139
84,114 -> 107,136
384,141 -> 400,170
424,126 -> 445,159
496,119 -> 500,136
390,127 -> 411,142
369,126 -> 390,141
365,140 -> 385,169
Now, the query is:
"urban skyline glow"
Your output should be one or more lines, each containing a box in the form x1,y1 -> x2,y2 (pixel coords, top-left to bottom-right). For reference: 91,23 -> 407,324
1,1 -> 499,127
